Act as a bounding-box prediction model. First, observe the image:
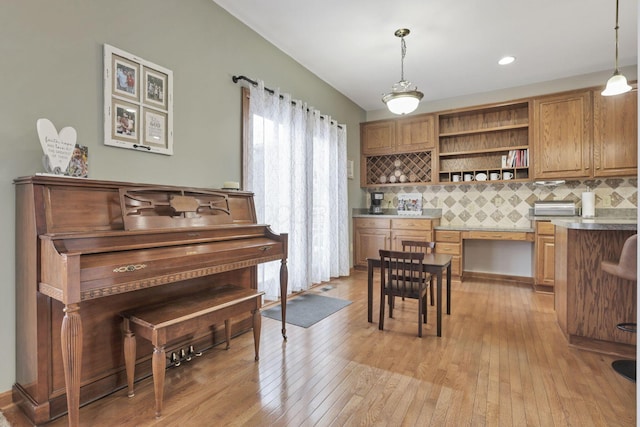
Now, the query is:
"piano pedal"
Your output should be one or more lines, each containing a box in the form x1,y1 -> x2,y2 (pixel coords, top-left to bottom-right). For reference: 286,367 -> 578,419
170,352 -> 181,367
188,345 -> 203,358
180,348 -> 193,362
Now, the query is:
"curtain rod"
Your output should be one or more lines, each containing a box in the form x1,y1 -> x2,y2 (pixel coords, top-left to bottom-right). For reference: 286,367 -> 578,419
232,75 -> 276,95
232,75 -> 343,129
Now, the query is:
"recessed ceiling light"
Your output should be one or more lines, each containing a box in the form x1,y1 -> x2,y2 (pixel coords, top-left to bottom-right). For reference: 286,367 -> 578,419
498,56 -> 516,65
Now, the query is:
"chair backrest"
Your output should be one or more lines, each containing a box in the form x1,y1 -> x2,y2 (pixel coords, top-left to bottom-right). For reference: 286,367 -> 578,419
616,234 -> 637,281
379,249 -> 425,297
402,240 -> 435,255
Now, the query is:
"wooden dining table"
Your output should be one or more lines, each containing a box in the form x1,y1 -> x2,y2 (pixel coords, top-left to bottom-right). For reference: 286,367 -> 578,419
367,253 -> 452,337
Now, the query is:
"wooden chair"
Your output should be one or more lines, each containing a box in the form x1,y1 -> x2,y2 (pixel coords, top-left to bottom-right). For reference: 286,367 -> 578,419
379,249 -> 429,337
601,234 -> 637,382
402,240 -> 436,306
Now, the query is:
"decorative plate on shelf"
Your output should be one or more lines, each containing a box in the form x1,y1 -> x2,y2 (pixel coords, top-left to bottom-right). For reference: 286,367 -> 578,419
475,173 -> 487,181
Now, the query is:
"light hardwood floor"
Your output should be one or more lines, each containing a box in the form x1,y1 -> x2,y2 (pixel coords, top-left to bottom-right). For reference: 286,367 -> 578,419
3,271 -> 636,426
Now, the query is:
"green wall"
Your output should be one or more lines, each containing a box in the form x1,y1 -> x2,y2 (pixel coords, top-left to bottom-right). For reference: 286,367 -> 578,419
0,0 -> 365,393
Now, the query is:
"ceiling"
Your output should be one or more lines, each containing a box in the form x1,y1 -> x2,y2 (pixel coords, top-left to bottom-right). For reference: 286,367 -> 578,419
213,0 -> 638,112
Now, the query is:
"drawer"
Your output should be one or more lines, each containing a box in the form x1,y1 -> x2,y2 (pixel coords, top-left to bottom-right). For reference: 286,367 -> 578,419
435,242 -> 460,255
536,221 -> 555,236
354,218 -> 391,229
435,230 -> 461,243
463,231 -> 534,242
391,218 -> 432,230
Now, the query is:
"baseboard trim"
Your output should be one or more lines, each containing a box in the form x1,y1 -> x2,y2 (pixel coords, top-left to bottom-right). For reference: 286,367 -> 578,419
463,271 -> 534,286
568,334 -> 636,359
0,389 -> 13,410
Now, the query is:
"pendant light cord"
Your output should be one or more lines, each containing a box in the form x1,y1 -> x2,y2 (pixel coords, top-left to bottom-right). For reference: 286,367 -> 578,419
614,0 -> 620,72
399,37 -> 406,82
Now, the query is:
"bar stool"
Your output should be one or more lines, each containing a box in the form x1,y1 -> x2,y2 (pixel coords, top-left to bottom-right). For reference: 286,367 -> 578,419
601,234 -> 637,382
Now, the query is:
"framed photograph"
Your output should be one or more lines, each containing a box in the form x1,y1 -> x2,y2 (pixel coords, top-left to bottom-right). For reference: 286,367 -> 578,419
104,44 -> 173,155
144,67 -> 168,108
65,144 -> 89,178
112,100 -> 139,141
112,55 -> 139,101
397,192 -> 423,216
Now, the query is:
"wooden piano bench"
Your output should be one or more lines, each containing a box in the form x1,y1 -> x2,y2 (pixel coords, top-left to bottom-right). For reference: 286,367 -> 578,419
120,284 -> 265,418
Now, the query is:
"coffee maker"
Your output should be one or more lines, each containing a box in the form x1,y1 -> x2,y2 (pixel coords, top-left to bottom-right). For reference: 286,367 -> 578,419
369,192 -> 384,214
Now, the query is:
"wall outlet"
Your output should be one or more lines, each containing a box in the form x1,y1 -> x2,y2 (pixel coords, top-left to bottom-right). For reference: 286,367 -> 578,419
602,194 -> 611,208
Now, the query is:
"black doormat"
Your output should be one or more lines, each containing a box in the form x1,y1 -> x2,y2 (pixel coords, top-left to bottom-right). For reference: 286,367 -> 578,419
262,293 -> 352,328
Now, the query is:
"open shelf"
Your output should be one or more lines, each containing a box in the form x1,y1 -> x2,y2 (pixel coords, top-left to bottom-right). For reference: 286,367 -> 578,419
439,123 -> 529,138
440,145 -> 529,158
438,167 -> 529,183
437,101 -> 530,184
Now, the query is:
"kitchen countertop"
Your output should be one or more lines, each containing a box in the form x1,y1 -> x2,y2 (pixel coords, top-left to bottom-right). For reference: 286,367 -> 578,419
352,208 -> 636,231
528,208 -> 637,221
352,208 -> 442,219
551,217 -> 637,230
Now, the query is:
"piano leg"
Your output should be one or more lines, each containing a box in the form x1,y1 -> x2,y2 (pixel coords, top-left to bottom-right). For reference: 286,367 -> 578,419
152,346 -> 166,418
280,258 -> 288,340
224,319 -> 231,350
61,303 -> 82,427
252,308 -> 261,361
123,319 -> 136,397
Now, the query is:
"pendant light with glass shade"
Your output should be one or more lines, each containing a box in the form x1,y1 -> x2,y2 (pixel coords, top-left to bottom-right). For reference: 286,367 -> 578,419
382,29 -> 424,115
602,0 -> 632,96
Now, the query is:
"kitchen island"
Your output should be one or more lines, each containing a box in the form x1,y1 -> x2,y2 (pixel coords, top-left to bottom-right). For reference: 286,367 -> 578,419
552,217 -> 637,357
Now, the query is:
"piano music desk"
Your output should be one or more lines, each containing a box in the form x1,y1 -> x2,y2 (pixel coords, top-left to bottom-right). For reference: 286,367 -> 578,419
121,284 -> 264,418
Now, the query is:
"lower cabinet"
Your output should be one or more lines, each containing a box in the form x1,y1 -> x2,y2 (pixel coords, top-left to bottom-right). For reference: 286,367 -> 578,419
354,218 -> 390,267
434,230 -> 462,281
353,217 -> 438,268
534,221 -> 555,290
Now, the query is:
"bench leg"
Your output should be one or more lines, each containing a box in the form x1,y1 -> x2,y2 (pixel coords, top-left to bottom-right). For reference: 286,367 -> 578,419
152,346 -> 166,418
252,308 -> 261,361
123,319 -> 136,398
224,319 -> 231,350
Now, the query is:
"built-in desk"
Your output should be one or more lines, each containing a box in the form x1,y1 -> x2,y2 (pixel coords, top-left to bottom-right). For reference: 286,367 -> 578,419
434,227 -> 534,282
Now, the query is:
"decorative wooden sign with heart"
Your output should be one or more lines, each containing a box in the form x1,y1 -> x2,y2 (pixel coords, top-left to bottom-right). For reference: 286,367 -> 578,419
36,118 -> 77,174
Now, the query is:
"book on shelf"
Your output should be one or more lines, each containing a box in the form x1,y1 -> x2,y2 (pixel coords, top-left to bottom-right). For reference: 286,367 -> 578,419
505,148 -> 529,168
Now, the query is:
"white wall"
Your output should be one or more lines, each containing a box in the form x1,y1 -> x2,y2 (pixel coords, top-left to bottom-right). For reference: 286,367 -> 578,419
366,65 -> 638,121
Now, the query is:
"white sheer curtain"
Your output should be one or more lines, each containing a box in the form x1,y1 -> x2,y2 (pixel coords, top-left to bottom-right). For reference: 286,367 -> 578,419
244,80 -> 349,299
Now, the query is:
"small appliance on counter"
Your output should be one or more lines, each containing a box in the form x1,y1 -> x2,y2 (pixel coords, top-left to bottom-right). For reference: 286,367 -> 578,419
369,191 -> 384,214
533,200 -> 577,216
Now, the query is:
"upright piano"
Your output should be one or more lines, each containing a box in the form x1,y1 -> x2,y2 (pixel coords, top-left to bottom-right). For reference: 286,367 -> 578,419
13,175 -> 288,426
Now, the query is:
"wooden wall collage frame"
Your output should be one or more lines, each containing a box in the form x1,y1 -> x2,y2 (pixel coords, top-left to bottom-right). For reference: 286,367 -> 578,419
104,44 -> 174,155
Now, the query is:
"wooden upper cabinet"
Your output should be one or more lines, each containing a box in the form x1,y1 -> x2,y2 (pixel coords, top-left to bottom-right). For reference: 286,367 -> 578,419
593,89 -> 638,177
361,114 -> 435,156
396,114 -> 436,152
532,90 -> 592,179
361,120 -> 395,155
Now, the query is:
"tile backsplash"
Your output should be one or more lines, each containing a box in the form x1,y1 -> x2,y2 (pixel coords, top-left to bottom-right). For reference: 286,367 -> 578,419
368,177 -> 637,228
